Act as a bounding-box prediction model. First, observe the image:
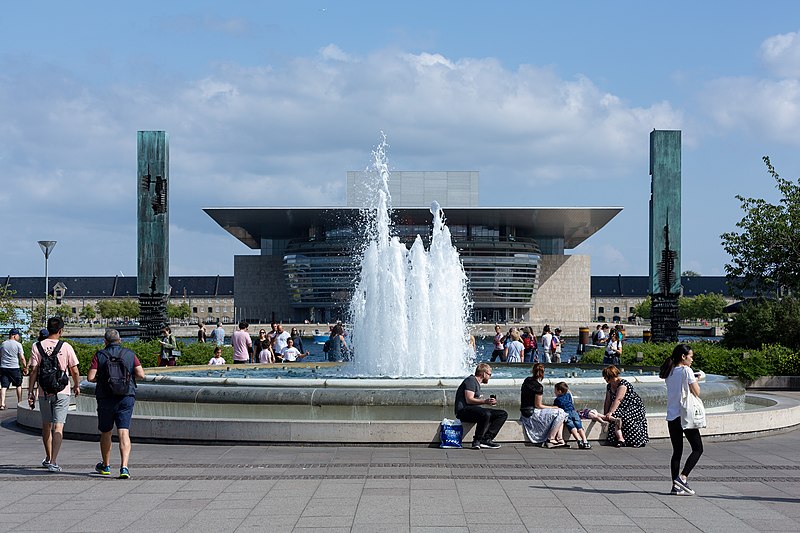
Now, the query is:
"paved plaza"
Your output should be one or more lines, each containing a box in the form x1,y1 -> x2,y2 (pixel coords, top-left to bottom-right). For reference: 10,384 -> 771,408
1,395 -> 799,533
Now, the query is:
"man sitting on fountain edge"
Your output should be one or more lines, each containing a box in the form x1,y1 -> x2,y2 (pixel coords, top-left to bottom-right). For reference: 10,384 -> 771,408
454,363 -> 508,449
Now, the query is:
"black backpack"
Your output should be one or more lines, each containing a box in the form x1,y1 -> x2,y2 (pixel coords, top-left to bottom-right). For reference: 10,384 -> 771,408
100,347 -> 135,396
36,341 -> 69,395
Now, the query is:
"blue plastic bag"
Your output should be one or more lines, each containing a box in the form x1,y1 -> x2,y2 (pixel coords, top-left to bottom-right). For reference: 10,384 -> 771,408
439,418 -> 463,448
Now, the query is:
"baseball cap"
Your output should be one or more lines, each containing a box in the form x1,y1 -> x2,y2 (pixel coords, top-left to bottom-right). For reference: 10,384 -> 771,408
38,328 -> 49,340
8,328 -> 20,336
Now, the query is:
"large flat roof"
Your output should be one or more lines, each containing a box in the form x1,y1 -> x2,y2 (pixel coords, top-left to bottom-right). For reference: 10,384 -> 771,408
204,206 -> 622,250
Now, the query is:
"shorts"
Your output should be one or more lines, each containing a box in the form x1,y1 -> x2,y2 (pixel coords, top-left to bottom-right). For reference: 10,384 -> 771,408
39,394 -> 70,425
97,395 -> 135,432
1,367 -> 23,388
564,410 -> 583,431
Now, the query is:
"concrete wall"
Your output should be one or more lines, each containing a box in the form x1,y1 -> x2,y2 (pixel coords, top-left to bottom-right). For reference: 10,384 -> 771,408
529,255 -> 591,323
234,255 -> 293,323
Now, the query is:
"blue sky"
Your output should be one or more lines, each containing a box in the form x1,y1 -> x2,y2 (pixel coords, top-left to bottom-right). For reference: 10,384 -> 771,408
3,1 -> 800,278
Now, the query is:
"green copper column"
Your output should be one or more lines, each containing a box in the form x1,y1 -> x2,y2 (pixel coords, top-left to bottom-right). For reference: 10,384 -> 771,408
137,131 -> 169,340
648,130 -> 681,343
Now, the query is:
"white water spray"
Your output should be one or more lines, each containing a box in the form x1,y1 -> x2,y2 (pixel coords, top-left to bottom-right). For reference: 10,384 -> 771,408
349,137 -> 473,377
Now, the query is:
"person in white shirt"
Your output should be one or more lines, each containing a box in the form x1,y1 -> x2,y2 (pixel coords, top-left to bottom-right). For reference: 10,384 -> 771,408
540,325 -> 553,364
208,347 -> 225,365
1,328 -> 27,410
279,338 -> 307,362
272,324 -> 291,354
660,344 -> 704,496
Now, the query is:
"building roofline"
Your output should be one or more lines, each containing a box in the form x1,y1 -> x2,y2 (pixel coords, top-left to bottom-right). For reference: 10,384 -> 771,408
203,206 -> 623,250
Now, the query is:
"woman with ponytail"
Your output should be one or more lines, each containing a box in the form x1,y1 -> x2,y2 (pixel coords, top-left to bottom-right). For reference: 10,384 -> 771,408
660,344 -> 705,496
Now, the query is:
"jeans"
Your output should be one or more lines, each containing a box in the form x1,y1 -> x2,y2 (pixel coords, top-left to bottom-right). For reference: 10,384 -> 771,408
667,417 -> 703,480
456,406 -> 508,443
563,410 -> 583,431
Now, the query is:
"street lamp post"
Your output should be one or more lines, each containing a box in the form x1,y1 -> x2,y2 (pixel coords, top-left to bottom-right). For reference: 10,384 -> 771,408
37,240 -> 57,326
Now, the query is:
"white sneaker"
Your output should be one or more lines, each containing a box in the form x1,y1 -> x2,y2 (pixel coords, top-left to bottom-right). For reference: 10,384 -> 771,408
47,463 -> 62,473
41,458 -> 51,468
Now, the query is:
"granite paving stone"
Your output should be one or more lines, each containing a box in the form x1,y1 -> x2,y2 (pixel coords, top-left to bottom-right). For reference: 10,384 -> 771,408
2,394 -> 800,532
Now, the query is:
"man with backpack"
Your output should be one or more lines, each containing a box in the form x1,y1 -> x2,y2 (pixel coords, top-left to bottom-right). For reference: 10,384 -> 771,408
27,316 -> 81,473
86,329 -> 145,479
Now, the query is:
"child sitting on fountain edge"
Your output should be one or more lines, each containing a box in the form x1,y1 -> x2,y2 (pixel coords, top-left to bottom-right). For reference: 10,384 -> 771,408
553,382 -> 591,449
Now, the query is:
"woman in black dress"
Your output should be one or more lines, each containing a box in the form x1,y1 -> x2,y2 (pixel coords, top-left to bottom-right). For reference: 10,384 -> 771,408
602,365 -> 649,447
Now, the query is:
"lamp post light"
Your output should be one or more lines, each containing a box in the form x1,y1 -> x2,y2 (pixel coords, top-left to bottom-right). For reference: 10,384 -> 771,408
37,240 -> 57,326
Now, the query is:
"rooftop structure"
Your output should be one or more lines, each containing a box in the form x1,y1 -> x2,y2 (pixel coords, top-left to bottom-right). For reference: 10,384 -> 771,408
205,171 -> 621,324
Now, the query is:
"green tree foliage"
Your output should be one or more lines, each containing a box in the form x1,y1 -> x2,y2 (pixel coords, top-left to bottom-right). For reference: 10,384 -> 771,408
96,300 -> 120,319
52,304 -> 73,318
679,293 -> 728,321
0,285 -> 19,324
722,296 -> 800,350
79,304 -> 96,320
721,156 -> 800,296
681,270 -> 701,277
96,299 -> 139,320
167,302 -> 191,320
119,299 -> 140,319
633,296 -> 651,319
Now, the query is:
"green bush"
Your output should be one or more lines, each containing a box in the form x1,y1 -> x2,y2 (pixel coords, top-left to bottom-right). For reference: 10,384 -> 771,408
23,339 -> 236,374
581,341 -> 791,381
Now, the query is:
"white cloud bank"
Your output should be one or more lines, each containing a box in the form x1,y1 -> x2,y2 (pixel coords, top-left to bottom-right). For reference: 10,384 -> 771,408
0,46 -> 681,275
703,30 -> 800,144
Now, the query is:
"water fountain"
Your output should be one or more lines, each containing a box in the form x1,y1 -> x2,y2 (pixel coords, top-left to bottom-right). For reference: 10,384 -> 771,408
349,139 -> 472,377
18,138 -> 793,444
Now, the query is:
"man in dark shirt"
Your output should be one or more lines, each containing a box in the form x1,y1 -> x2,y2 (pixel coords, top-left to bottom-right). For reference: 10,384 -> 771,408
454,363 -> 508,449
87,329 -> 146,479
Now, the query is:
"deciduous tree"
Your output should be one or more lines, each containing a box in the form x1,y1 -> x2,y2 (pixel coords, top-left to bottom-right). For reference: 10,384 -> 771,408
721,156 -> 800,296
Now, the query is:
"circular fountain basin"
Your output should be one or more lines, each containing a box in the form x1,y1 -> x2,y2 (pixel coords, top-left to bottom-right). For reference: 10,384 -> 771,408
19,363 -> 800,445
74,363 -> 745,422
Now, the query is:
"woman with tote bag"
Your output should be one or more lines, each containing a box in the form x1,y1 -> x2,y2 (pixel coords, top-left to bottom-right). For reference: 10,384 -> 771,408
660,344 -> 705,496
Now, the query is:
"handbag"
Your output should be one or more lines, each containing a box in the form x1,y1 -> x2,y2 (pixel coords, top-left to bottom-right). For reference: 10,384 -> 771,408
680,369 -> 706,429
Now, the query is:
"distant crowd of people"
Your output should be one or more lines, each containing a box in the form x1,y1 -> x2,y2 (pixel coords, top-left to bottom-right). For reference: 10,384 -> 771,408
200,321 -> 312,365
490,324 -> 566,364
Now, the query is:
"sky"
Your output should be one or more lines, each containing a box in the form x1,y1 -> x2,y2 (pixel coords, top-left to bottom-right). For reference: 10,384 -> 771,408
3,1 -> 800,279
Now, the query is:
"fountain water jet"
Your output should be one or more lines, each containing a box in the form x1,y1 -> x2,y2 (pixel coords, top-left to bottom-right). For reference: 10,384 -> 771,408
349,138 -> 472,377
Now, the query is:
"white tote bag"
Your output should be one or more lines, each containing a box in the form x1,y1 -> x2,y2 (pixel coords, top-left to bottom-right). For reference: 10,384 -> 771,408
680,369 -> 707,429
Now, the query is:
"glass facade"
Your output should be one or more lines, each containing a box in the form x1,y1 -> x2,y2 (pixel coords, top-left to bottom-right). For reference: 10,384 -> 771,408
283,224 -> 541,321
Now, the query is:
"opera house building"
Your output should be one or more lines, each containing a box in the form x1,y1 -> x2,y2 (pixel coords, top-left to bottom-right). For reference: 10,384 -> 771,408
204,171 -> 620,324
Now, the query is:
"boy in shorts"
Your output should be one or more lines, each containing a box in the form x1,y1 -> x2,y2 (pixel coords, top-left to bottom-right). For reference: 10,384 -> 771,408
553,382 -> 591,449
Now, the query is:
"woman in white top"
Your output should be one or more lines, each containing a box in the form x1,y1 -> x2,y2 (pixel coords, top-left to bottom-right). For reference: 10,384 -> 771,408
503,330 -> 524,363
660,344 -> 704,496
540,325 -> 552,364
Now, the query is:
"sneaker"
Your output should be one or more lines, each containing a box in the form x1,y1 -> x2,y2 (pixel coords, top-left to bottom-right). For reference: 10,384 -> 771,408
582,441 -> 592,450
41,458 -> 51,468
119,467 -> 130,479
670,486 -> 690,496
673,476 -> 695,495
95,462 -> 111,476
471,440 -> 482,449
480,439 -> 501,449
47,463 -> 62,473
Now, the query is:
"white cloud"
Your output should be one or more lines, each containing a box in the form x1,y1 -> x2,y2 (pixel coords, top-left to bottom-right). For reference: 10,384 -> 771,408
702,77 -> 800,142
703,31 -> 800,144
761,31 -> 800,78
0,47 -> 682,275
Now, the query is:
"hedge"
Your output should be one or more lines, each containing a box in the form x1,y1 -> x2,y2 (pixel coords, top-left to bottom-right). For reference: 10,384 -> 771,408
579,341 -> 800,381
23,338 -> 800,382
22,339 -> 233,375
